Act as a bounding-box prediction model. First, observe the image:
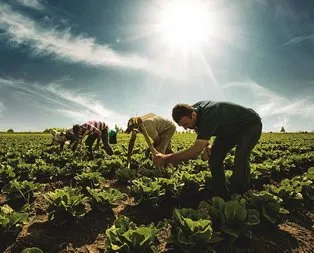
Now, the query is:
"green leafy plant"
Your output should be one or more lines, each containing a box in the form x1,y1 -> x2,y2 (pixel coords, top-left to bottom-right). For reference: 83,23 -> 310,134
243,191 -> 288,224
29,159 -> 58,182
156,177 -> 180,198
45,186 -> 88,223
105,215 -> 161,252
2,180 -> 38,203
22,149 -> 42,163
115,168 -> 136,184
0,164 -> 16,187
304,167 -> 314,200
130,177 -> 165,207
86,187 -> 126,212
21,247 -> 43,253
180,171 -> 212,192
264,172 -> 313,202
74,172 -> 103,188
0,204 -> 28,233
198,197 -> 260,242
170,208 -> 219,253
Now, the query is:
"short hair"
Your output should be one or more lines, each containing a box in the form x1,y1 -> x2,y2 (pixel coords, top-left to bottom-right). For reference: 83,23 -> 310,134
73,124 -> 80,135
172,104 -> 194,123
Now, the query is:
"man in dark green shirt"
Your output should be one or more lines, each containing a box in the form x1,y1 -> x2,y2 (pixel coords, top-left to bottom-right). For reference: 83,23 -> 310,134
153,101 -> 262,199
109,129 -> 117,144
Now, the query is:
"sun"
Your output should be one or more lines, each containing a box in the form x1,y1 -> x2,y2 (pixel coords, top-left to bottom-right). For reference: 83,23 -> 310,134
158,0 -> 214,52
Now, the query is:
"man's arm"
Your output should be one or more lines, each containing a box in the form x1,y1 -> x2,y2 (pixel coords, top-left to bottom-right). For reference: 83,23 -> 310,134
86,124 -> 102,144
71,139 -> 80,151
153,139 -> 208,166
91,126 -> 102,149
127,131 -> 137,162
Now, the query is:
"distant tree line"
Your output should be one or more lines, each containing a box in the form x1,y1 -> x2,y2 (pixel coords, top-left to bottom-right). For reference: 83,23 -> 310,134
42,128 -> 67,133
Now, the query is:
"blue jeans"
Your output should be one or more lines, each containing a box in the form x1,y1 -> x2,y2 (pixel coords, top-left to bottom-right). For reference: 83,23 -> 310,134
209,121 -> 262,197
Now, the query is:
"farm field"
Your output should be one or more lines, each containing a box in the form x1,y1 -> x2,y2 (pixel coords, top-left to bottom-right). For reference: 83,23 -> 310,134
0,132 -> 313,253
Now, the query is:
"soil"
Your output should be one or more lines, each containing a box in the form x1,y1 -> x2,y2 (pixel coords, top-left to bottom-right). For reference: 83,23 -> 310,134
1,180 -> 313,253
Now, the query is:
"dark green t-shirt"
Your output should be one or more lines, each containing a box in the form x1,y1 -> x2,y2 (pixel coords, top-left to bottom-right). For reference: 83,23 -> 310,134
193,101 -> 261,140
109,129 -> 116,138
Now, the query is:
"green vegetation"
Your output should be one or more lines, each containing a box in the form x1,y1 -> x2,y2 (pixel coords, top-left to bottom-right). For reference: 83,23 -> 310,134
0,132 -> 313,251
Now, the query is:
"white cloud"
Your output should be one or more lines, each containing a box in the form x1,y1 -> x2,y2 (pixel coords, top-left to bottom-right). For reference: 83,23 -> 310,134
0,76 -> 128,128
0,3 -> 147,69
17,0 -> 43,10
224,81 -> 314,117
0,3 -> 187,81
283,34 -> 314,46
223,80 -> 314,131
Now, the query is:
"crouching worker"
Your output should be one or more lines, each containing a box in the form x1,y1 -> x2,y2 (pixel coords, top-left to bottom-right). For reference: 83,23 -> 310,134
72,120 -> 114,160
125,113 -> 176,165
109,129 -> 117,144
50,129 -> 77,150
153,101 -> 262,199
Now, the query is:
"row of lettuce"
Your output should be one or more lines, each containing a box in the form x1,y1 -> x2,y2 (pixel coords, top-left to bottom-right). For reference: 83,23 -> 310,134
1,173 -> 313,253
1,133 -> 314,252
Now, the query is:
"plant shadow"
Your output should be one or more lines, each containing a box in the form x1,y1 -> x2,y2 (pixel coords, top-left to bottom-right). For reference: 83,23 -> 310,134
7,209 -> 115,253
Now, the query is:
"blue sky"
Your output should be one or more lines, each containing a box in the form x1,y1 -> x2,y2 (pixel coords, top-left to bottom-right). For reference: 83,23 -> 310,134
0,0 -> 313,132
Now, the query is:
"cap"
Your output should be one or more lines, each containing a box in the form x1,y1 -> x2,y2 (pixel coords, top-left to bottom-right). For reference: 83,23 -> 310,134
125,117 -> 142,133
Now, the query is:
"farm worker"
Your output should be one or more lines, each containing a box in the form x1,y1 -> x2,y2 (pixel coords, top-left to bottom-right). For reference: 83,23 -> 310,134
125,113 -> 176,165
153,101 -> 262,199
108,129 -> 117,144
49,129 -> 77,150
72,120 -> 114,160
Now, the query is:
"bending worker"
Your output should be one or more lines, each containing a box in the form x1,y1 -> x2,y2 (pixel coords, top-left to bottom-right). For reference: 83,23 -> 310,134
125,113 -> 176,165
153,101 -> 262,199
72,120 -> 114,160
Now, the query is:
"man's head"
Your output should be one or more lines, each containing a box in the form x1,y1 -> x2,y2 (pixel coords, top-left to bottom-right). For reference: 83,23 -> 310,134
125,117 -> 142,134
72,124 -> 81,136
172,104 -> 197,130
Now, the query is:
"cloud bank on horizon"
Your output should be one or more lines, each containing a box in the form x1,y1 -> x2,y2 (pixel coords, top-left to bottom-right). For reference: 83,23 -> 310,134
0,0 -> 313,132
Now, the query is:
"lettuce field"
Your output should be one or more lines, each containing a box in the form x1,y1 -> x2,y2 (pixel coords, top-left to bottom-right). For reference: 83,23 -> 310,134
0,132 -> 313,253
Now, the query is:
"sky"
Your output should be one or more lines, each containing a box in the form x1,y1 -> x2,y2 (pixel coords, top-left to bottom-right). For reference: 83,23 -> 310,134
0,0 -> 313,132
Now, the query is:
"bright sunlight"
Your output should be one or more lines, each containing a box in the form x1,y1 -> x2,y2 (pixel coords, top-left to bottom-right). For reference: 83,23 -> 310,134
158,0 -> 216,52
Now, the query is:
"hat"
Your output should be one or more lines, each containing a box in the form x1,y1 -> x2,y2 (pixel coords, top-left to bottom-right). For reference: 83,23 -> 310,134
125,117 -> 142,134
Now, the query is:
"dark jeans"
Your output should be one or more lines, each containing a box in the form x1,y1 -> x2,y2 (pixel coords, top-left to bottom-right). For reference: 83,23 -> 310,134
109,134 -> 117,144
85,129 -> 113,159
209,121 -> 262,197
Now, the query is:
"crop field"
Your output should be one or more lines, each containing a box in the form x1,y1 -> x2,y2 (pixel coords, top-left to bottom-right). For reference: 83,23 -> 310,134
0,132 -> 313,253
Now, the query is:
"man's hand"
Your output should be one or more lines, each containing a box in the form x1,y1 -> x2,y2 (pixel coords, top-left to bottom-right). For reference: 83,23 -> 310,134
153,153 -> 169,167
201,144 -> 212,161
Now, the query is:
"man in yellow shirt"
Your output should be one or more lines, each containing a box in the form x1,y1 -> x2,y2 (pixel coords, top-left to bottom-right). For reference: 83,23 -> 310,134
125,113 -> 176,164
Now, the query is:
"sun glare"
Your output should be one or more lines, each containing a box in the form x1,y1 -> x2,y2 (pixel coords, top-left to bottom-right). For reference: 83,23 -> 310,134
158,0 -> 214,52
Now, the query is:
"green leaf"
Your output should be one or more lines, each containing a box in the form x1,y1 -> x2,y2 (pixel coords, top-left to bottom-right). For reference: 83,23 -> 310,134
246,209 -> 260,225
21,248 -> 43,253
224,201 -> 247,222
262,202 -> 279,224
